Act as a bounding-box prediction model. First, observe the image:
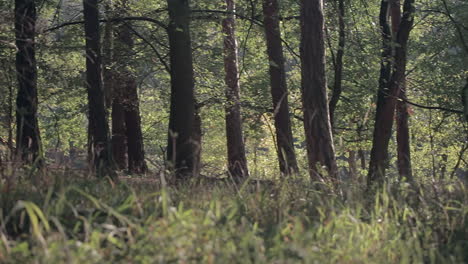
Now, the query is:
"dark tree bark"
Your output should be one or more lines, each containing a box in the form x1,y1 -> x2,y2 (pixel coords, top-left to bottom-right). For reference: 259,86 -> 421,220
7,69 -> 14,159
192,104 -> 202,176
463,77 -> 468,122
367,0 -> 392,185
103,0 -> 146,174
116,2 -> 147,174
262,0 -> 298,176
357,124 -> 366,170
223,0 -> 249,180
328,0 -> 346,129
348,150 -> 357,179
102,5 -> 127,171
15,0 -> 42,163
300,0 -> 337,180
358,148 -> 366,170
367,0 -> 415,186
391,0 -> 413,181
166,0 -> 196,178
102,2 -> 114,108
122,75 -> 147,174
111,78 -> 127,170
396,88 -> 412,181
83,0 -> 114,177
440,152 -> 448,179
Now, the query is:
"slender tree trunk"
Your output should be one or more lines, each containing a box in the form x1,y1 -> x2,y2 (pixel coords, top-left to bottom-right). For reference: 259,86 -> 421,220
102,2 -> 114,108
391,0 -> 413,182
367,0 -> 392,185
262,0 -> 298,176
328,0 -> 346,129
122,74 -> 147,174
300,0 -> 337,180
103,0 -> 146,174
166,0 -> 196,178
357,124 -> 366,170
15,0 -> 42,163
83,0 -> 114,177
103,5 -> 127,171
115,2 -> 147,174
463,77 -> 468,122
440,152 -> 448,179
7,73 -> 14,159
111,80 -> 127,170
358,148 -> 366,170
348,150 -> 357,179
223,0 -> 249,179
396,83 -> 413,181
367,0 -> 415,186
193,104 -> 202,176
390,0 -> 413,181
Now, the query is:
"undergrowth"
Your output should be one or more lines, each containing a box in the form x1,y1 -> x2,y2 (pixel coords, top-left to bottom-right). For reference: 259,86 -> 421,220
0,173 -> 467,263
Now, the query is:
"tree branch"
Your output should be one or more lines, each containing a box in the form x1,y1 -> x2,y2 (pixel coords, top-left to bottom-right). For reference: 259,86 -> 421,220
44,16 -> 167,33
125,24 -> 171,74
395,95 -> 464,114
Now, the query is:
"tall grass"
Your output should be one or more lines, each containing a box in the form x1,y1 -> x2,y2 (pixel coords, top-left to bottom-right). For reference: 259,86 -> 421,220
0,173 -> 467,263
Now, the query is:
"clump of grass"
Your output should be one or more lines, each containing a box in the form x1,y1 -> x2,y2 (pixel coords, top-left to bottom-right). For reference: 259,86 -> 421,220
0,174 -> 467,263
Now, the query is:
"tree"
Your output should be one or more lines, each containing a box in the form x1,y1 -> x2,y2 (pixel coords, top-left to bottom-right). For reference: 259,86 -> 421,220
193,104 -> 202,176
15,0 -> 42,163
223,0 -> 249,180
102,1 -> 147,174
464,78 -> 468,122
122,62 -> 147,174
114,1 -> 147,174
262,0 -> 299,176
328,0 -> 346,129
166,0 -> 196,178
83,0 -> 113,177
300,0 -> 337,180
367,0 -> 415,186
111,78 -> 127,170
396,79 -> 412,180
390,0 -> 412,181
101,3 -> 127,171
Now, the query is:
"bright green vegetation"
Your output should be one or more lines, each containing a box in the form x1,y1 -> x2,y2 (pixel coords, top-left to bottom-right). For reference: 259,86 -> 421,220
1,173 -> 467,263
1,0 -> 467,262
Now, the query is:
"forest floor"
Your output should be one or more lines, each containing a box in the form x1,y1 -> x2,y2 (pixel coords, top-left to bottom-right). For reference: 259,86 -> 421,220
0,169 -> 467,263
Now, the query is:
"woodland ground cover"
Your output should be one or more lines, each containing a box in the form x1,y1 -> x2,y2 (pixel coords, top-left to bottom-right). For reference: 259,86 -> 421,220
0,170 -> 467,263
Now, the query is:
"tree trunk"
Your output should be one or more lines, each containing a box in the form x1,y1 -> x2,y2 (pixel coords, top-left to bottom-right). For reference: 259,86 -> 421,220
223,0 -> 249,180
7,72 -> 14,159
396,83 -> 413,181
463,77 -> 468,122
348,150 -> 357,179
262,0 -> 298,176
357,124 -> 366,170
103,5 -> 127,171
300,0 -> 337,180
166,0 -> 196,179
193,104 -> 202,176
328,0 -> 346,129
391,0 -> 413,182
358,148 -> 366,170
440,152 -> 448,179
367,0 -> 392,185
15,0 -> 42,163
367,0 -> 415,186
115,2 -> 147,174
83,0 -> 114,177
102,2 -> 114,108
111,82 -> 127,170
123,75 -> 147,174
